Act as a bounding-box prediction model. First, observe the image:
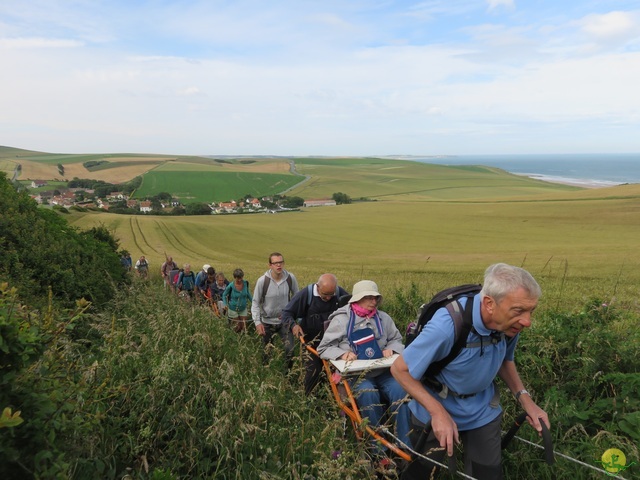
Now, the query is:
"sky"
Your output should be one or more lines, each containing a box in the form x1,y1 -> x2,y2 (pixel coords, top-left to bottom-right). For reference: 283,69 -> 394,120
1,0 -> 639,156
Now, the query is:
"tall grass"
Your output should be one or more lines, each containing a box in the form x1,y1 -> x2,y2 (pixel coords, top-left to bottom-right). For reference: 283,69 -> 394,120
3,271 -> 638,479
68,279 -> 378,479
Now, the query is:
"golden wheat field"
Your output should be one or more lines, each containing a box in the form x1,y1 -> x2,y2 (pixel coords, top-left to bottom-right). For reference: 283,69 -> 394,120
68,186 -> 640,315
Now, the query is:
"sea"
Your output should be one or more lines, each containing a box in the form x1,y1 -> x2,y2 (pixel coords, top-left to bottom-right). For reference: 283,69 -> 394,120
388,153 -> 640,187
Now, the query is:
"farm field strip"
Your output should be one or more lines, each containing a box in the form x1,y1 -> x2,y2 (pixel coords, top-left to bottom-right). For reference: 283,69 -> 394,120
133,217 -> 160,255
153,219 -> 213,260
134,170 -> 304,203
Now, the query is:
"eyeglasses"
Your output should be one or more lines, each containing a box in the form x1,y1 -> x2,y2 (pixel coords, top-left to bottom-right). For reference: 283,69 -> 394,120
270,261 -> 285,266
362,295 -> 380,301
316,284 -> 334,298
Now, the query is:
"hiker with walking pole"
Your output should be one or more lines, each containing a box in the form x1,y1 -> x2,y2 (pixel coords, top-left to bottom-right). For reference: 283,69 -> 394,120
391,263 -> 550,480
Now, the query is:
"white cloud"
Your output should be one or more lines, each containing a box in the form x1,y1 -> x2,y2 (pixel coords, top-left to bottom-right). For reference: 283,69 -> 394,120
1,1 -> 639,155
487,0 -> 514,11
0,37 -> 83,49
579,11 -> 637,39
179,86 -> 204,97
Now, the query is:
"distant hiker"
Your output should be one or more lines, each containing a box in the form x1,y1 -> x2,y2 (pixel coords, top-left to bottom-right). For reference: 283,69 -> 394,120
173,268 -> 184,293
212,272 -> 230,314
124,253 -> 132,272
120,253 -> 130,271
196,263 -> 216,292
161,256 -> 178,290
195,265 -> 216,303
317,280 -> 410,456
135,255 -> 149,278
281,273 -> 348,395
223,269 -> 252,333
177,264 -> 197,298
251,252 -> 299,368
392,263 -> 550,480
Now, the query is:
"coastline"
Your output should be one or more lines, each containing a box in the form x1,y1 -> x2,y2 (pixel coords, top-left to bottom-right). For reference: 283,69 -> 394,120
517,173 -> 624,189
394,154 -> 640,188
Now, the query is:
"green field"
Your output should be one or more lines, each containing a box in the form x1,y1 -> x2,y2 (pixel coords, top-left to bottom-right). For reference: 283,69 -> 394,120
68,182 -> 640,315
288,157 -> 580,201
133,169 -> 304,203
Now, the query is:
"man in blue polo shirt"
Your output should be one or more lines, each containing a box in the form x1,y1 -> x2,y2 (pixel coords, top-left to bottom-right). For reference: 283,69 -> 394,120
391,263 -> 550,480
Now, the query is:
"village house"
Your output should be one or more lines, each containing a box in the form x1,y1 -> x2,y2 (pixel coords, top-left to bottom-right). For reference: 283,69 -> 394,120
96,199 -> 109,210
303,198 -> 337,207
50,191 -> 76,207
127,199 -> 139,209
139,201 -> 152,213
31,180 -> 48,188
69,187 -> 95,195
107,191 -> 125,202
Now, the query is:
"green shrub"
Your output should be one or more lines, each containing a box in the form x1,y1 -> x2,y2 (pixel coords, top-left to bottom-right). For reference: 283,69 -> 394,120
0,173 -> 128,308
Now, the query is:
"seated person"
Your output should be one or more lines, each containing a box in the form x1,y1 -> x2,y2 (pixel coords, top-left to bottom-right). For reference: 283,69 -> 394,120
317,280 -> 411,452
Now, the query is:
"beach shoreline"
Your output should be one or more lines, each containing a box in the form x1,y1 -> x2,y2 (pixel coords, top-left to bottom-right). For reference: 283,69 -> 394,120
516,173 -> 623,189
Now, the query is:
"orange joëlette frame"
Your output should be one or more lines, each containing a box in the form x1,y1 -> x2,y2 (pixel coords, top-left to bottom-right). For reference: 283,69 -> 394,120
302,339 -> 412,462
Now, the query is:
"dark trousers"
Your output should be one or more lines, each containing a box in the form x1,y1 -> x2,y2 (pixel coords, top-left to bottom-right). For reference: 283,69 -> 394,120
262,323 -> 295,369
402,412 -> 503,480
301,336 -> 324,395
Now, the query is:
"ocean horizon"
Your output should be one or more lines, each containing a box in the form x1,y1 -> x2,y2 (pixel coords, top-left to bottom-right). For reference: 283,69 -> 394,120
386,153 -> 640,187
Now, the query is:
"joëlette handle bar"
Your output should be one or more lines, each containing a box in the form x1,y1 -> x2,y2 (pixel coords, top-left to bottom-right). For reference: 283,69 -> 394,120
502,412 -> 554,465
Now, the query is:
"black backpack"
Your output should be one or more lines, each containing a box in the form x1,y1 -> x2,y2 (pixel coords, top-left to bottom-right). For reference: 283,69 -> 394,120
406,284 -> 482,378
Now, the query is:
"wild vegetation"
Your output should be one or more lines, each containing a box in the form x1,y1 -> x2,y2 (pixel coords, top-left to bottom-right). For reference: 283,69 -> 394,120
0,173 -> 127,308
1,148 -> 639,478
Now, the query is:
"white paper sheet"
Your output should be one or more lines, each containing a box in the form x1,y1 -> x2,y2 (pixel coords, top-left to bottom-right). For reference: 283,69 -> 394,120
330,354 -> 399,374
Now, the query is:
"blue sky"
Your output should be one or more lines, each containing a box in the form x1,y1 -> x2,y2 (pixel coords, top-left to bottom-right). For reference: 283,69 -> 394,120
1,0 -> 639,156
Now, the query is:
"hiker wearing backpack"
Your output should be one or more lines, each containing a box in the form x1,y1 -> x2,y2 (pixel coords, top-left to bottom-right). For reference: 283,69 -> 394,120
195,266 -> 216,304
223,269 -> 252,333
177,264 -> 197,298
281,273 -> 349,395
391,263 -> 550,480
212,272 -> 230,314
161,256 -> 178,290
135,255 -> 149,278
251,252 -> 299,368
317,280 -> 411,460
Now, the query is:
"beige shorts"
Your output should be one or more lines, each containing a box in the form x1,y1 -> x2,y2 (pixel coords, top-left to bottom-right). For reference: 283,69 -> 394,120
228,308 -> 248,319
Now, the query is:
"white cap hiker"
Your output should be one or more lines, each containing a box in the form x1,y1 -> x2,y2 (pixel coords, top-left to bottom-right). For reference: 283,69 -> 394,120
349,280 -> 383,304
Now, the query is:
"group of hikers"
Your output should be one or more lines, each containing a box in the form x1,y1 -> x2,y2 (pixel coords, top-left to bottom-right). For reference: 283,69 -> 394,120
156,256 -> 253,332
137,251 -> 549,479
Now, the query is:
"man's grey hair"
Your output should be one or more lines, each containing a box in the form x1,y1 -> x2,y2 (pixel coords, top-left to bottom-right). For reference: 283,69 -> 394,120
480,263 -> 541,303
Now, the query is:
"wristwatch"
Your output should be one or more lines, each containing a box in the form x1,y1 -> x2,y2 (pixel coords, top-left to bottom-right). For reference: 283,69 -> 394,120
515,389 -> 529,401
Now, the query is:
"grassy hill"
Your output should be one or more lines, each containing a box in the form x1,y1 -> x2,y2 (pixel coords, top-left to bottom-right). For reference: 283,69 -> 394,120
2,145 -> 584,204
1,146 -> 308,202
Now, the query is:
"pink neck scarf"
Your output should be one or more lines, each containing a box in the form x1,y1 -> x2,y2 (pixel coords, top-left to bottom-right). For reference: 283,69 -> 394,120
351,303 -> 377,318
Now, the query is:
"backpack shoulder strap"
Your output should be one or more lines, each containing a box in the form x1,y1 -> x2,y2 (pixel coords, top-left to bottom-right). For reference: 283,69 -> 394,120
306,284 -> 314,307
260,276 -> 271,304
286,275 -> 293,299
424,296 -> 475,378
